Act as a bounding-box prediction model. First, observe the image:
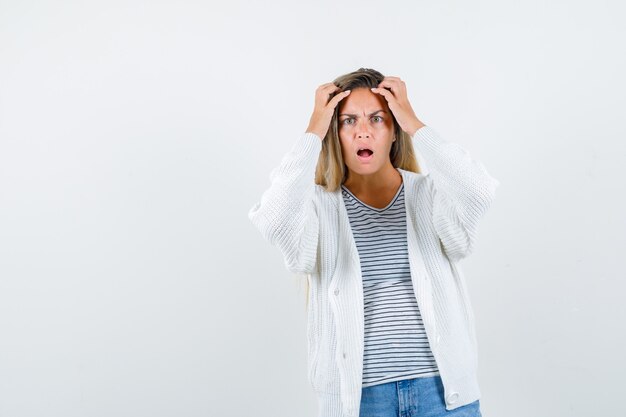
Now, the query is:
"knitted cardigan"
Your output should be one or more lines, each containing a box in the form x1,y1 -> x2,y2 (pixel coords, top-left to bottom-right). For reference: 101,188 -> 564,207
248,125 -> 500,416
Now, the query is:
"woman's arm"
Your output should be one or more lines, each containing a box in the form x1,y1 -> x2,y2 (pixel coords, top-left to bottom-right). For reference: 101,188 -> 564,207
413,125 -> 500,262
370,76 -> 499,261
248,132 -> 322,275
248,83 -> 349,275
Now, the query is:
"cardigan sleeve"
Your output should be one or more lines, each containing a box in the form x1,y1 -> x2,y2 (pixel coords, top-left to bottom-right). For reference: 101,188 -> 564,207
247,132 -> 322,275
412,125 -> 500,262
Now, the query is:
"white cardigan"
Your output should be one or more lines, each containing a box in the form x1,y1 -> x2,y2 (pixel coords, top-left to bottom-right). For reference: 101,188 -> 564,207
248,126 -> 500,417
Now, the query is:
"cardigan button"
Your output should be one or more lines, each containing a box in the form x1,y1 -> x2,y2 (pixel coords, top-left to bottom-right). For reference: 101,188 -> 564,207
446,392 -> 459,404
334,288 -> 340,295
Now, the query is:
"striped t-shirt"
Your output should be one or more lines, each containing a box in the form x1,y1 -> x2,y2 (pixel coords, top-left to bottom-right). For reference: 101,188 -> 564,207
341,181 -> 440,388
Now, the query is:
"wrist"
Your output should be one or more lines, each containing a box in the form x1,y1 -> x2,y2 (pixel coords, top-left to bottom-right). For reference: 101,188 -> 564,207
407,118 -> 425,137
305,129 -> 325,141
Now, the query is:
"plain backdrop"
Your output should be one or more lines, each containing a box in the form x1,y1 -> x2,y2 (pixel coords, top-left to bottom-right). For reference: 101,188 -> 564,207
1,1 -> 625,416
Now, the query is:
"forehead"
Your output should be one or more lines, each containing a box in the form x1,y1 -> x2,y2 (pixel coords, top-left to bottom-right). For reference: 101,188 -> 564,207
338,88 -> 388,113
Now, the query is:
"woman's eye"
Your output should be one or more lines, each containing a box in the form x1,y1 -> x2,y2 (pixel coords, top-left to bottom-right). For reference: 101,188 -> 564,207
372,116 -> 383,123
342,118 -> 354,125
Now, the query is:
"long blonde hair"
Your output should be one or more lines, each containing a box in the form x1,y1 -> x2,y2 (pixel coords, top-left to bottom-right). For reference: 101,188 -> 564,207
303,68 -> 423,310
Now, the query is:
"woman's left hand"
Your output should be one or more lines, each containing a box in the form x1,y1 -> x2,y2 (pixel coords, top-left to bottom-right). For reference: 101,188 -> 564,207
371,77 -> 425,137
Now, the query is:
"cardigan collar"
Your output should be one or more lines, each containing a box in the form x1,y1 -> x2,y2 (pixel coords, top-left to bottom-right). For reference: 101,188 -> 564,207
332,167 -> 418,200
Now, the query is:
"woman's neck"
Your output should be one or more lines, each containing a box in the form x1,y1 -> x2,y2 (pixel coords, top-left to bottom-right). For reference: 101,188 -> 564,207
343,164 -> 402,195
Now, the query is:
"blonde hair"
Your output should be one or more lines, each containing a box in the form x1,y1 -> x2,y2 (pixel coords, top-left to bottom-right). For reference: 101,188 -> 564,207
303,68 -> 423,310
314,67 -> 422,192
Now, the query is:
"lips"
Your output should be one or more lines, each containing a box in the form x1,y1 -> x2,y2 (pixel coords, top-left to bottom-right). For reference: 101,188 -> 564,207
356,147 -> 374,162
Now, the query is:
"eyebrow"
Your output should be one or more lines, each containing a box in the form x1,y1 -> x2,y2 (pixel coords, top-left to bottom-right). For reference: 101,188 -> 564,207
339,109 -> 387,118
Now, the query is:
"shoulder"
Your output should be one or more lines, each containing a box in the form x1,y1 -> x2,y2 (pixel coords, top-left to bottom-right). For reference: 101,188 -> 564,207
397,168 -> 429,190
313,184 -> 339,210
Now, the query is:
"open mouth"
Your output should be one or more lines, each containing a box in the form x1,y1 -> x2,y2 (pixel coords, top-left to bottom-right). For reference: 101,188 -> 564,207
357,148 -> 374,162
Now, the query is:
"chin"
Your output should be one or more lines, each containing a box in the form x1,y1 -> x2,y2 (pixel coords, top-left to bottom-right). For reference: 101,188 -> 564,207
350,164 -> 379,174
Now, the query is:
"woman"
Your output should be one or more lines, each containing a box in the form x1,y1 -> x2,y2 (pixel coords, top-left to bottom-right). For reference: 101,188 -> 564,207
248,68 -> 499,417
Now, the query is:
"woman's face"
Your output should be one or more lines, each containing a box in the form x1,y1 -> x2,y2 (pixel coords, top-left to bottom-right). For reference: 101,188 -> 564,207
337,87 -> 395,178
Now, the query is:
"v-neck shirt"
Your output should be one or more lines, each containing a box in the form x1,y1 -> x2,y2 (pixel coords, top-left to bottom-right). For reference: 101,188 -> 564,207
341,181 -> 440,387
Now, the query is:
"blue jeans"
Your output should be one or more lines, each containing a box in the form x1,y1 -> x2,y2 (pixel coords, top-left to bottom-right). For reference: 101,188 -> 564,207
359,375 -> 481,417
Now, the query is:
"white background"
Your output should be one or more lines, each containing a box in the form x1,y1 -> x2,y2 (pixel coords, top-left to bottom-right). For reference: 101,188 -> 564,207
1,1 -> 625,416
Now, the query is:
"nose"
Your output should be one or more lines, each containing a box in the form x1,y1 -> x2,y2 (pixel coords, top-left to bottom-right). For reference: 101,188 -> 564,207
355,119 -> 371,139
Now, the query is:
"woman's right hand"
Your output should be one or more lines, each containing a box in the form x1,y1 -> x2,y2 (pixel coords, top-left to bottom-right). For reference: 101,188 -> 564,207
305,83 -> 351,141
